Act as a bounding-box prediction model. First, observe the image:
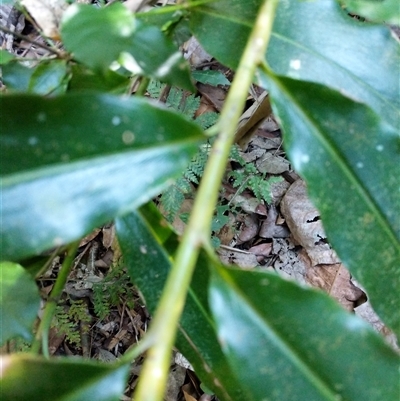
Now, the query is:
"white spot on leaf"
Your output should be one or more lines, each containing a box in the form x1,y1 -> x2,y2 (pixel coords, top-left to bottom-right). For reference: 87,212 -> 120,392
289,59 -> 301,70
28,137 -> 38,145
112,116 -> 121,126
376,144 -> 384,151
122,131 -> 135,144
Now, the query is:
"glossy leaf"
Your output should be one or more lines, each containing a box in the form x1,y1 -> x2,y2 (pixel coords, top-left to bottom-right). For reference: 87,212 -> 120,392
264,74 -> 400,336
115,205 -> 248,401
189,0 -> 400,127
61,3 -> 136,71
192,70 -> 231,86
1,63 -> 35,92
210,264 -> 400,401
61,4 -> 193,90
0,262 -> 41,344
341,0 -> 400,25
0,354 -> 129,401
28,60 -> 68,95
0,93 -> 204,261
120,21 -> 195,91
69,65 -> 130,93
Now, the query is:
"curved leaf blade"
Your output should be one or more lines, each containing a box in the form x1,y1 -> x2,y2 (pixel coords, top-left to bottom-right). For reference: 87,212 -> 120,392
0,94 -> 204,261
190,0 -> 400,127
264,74 -> 400,336
0,354 -> 129,401
265,0 -> 400,128
115,205 -> 248,401
0,93 -> 201,174
0,262 -> 41,344
122,22 -> 195,92
210,264 -> 400,401
341,0 -> 400,25
61,3 -> 136,71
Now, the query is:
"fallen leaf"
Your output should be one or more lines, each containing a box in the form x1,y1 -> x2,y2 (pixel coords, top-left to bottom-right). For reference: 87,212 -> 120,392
259,204 -> 290,238
301,250 -> 364,311
280,179 -> 340,265
21,0 -> 68,39
256,152 -> 290,174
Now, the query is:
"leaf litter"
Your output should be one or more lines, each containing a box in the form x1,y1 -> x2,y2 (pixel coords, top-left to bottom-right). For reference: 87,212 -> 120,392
1,1 -> 398,400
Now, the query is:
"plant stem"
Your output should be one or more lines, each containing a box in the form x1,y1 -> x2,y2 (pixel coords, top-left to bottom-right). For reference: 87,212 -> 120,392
31,240 -> 80,357
133,1 -> 280,400
0,24 -> 65,58
135,76 -> 150,97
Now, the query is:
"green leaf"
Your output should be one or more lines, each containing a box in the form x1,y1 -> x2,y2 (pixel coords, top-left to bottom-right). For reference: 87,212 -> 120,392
210,264 -> 400,401
192,70 -> 231,86
264,74 -> 400,336
61,4 -> 194,90
341,0 -> 400,25
68,65 -> 129,93
61,3 -> 136,71
115,204 -> 248,401
119,21 -> 195,91
0,262 -> 41,344
190,0 -> 400,127
189,0 -> 260,68
0,93 -> 204,261
1,63 -> 35,92
0,50 -> 15,65
0,354 -> 129,401
28,60 -> 68,95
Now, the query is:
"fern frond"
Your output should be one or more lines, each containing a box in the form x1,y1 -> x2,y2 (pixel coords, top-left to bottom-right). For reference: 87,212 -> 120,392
195,112 -> 218,129
166,87 -> 183,110
147,80 -> 165,98
160,184 -> 185,222
182,94 -> 200,118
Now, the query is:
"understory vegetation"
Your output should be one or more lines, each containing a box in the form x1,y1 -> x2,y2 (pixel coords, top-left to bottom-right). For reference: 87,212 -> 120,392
1,0 -> 399,400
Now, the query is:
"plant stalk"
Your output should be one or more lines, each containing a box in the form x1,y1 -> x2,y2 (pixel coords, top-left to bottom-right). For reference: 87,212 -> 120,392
31,240 -> 80,357
133,1 -> 279,400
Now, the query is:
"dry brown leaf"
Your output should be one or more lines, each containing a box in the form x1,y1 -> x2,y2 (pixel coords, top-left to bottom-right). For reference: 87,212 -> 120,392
248,242 -> 272,263
256,152 -> 290,174
301,250 -> 364,311
183,36 -> 212,66
280,179 -> 340,265
217,247 -> 259,269
237,213 -> 259,243
272,238 -> 307,284
21,0 -> 68,39
196,83 -> 226,111
259,205 -> 290,238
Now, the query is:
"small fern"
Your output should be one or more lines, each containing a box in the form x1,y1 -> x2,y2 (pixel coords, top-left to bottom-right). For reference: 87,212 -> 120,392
92,263 -> 135,320
52,300 -> 90,347
229,147 -> 284,204
160,184 -> 185,223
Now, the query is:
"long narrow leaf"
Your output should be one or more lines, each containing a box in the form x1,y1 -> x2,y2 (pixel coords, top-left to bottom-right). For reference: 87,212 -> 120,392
115,205 -> 248,401
189,0 -> 399,127
264,74 -> 400,336
0,354 -> 129,401
0,94 -> 204,261
210,264 -> 400,401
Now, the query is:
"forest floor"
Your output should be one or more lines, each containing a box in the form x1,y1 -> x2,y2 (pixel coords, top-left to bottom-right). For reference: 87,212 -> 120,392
1,1 -> 399,400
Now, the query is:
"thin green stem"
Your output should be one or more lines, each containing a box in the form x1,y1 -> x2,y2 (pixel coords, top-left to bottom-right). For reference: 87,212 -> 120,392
135,76 -> 150,97
31,240 -> 80,357
133,1 -> 279,400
